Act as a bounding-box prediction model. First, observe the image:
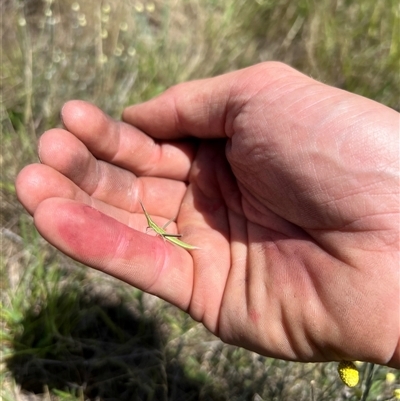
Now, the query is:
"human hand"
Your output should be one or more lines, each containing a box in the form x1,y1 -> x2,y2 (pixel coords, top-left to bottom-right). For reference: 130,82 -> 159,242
16,62 -> 399,367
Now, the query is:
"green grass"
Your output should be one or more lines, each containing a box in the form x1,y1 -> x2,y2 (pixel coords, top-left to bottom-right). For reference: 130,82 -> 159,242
1,0 -> 399,400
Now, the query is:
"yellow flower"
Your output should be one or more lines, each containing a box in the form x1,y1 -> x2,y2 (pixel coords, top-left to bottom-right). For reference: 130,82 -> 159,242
338,361 -> 359,387
394,388 -> 400,399
387,372 -> 396,384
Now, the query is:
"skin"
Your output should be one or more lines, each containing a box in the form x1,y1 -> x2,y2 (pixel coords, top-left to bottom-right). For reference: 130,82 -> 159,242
15,62 -> 399,367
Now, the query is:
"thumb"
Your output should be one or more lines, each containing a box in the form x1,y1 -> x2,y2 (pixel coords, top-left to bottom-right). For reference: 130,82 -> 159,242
122,62 -> 307,139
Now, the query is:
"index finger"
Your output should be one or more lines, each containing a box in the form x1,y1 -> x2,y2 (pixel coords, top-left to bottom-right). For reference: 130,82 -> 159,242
61,100 -> 197,181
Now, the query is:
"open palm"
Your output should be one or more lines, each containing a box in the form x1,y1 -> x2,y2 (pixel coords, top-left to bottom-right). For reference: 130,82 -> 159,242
16,62 -> 399,367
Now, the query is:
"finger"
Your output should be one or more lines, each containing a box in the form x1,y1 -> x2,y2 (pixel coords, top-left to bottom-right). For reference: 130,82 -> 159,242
60,100 -> 197,181
122,61 -> 303,139
15,163 -> 185,224
16,163 -> 136,226
33,198 -> 194,309
37,129 -> 187,216
123,75 -> 232,139
123,60 -> 397,144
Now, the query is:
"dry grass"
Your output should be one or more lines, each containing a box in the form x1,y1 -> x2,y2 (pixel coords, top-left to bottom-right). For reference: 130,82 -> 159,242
1,0 -> 399,400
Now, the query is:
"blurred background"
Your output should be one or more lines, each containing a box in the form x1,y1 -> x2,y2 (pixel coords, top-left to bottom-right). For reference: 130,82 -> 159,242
1,0 -> 399,400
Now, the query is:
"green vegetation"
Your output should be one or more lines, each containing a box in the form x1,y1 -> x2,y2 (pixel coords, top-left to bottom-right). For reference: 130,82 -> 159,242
1,0 -> 399,400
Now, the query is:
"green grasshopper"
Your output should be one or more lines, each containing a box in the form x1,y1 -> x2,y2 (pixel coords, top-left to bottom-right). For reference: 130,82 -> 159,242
139,201 -> 199,250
